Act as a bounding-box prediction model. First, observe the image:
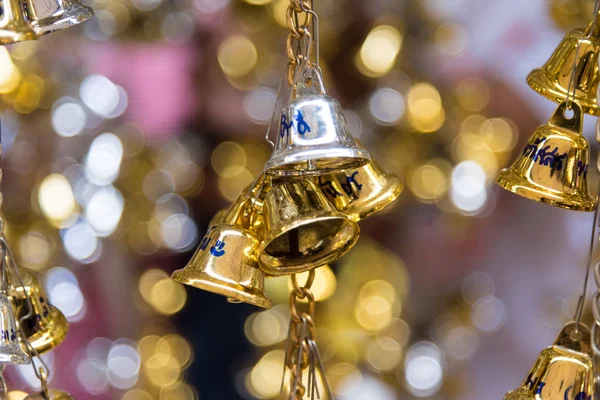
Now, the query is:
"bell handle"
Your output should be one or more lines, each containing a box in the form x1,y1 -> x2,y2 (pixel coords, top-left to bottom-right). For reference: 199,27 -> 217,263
548,101 -> 583,134
554,321 -> 592,355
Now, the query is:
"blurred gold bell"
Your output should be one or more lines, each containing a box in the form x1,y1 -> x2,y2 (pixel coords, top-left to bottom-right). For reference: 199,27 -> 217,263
317,158 -> 403,221
496,101 -> 595,211
264,69 -> 370,177
504,321 -> 594,400
527,16 -> 600,115
0,291 -> 29,364
10,269 -> 68,355
171,188 -> 272,309
0,0 -> 37,45
258,179 -> 360,275
25,390 -> 73,400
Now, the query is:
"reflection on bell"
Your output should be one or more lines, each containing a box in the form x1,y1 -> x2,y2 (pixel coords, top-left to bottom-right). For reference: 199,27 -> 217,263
171,185 -> 272,309
504,321 -> 594,400
9,269 -> 68,355
264,71 -> 370,176
258,179 -> 360,275
496,101 -> 595,211
23,0 -> 94,35
0,292 -> 30,364
527,17 -> 600,115
316,159 -> 403,221
0,0 -> 37,45
24,389 -> 74,399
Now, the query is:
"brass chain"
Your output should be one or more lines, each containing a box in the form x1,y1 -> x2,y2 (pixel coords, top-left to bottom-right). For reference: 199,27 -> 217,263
285,0 -> 313,86
285,270 -> 316,400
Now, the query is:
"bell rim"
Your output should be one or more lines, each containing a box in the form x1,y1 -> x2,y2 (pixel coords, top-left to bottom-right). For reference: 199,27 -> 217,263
0,350 -> 30,364
527,69 -> 600,116
22,305 -> 69,355
342,174 -> 403,221
265,150 -> 371,177
257,215 -> 360,275
171,269 -> 272,309
0,30 -> 37,45
31,4 -> 95,36
496,169 -> 597,212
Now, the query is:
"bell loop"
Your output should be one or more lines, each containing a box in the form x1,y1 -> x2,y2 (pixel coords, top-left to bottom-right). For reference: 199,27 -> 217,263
549,101 -> 583,133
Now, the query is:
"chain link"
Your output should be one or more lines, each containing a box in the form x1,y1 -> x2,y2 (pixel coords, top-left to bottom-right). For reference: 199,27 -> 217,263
285,0 -> 313,86
284,270 -> 316,399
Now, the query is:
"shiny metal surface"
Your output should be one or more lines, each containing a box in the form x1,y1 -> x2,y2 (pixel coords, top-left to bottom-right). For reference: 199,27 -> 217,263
10,269 -> 68,355
265,77 -> 370,177
0,293 -> 30,364
316,159 -> 403,221
171,188 -> 272,309
24,389 -> 74,400
504,322 -> 594,400
0,0 -> 37,45
23,0 -> 93,35
527,18 -> 600,115
496,101 -> 595,211
258,179 -> 360,275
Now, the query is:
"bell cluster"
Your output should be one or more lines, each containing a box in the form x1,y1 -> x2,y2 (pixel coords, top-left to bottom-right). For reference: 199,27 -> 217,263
0,0 -> 94,45
497,9 -> 600,400
171,70 -> 404,309
0,241 -> 73,398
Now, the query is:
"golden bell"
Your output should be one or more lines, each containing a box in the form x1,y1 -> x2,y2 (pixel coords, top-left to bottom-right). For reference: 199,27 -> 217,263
23,0 -> 93,35
24,390 -> 73,400
496,101 -> 595,211
527,16 -> 600,115
0,0 -> 37,45
258,178 -> 360,275
0,291 -> 29,364
264,69 -> 370,177
171,185 -> 272,309
504,321 -> 594,400
316,159 -> 403,221
9,268 -> 68,355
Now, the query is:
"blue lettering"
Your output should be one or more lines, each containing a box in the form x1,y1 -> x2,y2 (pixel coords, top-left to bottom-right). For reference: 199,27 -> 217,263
341,172 -> 362,196
295,111 -> 310,135
280,114 -> 293,138
210,240 -> 226,257
318,176 -> 343,198
199,236 -> 211,251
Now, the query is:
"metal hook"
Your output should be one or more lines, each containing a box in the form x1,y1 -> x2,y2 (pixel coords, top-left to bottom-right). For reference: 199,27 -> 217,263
573,183 -> 600,333
298,0 -> 319,69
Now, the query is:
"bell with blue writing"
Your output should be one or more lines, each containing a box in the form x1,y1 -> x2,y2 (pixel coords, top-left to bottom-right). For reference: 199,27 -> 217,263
496,101 -> 595,211
9,268 -> 68,355
171,182 -> 272,309
0,291 -> 29,364
258,178 -> 360,275
0,0 -> 37,45
316,157 -> 403,222
527,12 -> 600,115
503,321 -> 594,400
264,68 -> 370,177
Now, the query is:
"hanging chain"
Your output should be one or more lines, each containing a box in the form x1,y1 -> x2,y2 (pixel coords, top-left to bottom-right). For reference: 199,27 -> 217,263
285,0 -> 314,85
280,270 -> 334,400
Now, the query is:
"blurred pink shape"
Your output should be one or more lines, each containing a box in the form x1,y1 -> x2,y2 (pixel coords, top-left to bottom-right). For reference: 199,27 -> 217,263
85,42 -> 198,141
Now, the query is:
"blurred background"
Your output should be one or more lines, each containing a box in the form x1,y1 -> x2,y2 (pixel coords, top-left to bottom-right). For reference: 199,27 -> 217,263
1,0 -> 599,398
